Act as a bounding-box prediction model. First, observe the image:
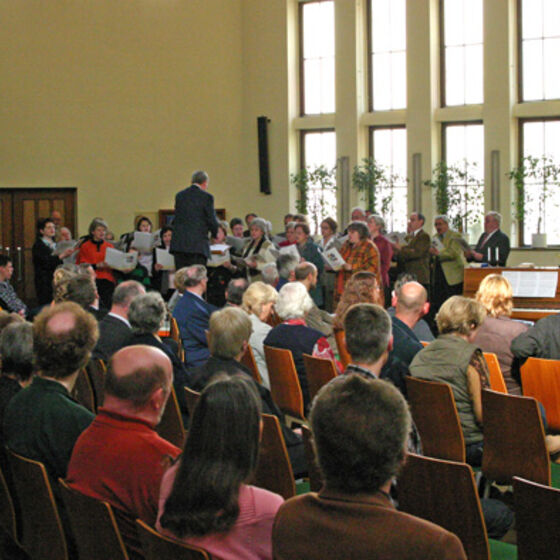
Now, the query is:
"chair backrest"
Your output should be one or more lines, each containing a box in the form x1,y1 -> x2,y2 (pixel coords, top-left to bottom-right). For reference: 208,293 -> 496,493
240,344 -> 263,384
0,459 -> 19,546
398,453 -> 489,560
482,388 -> 550,485
513,476 -> 560,560
405,377 -> 466,462
253,413 -> 296,500
302,353 -> 337,403
73,368 -> 96,413
7,449 -> 68,560
333,329 -> 351,370
184,386 -> 201,418
170,317 -> 185,362
521,357 -> 560,432
58,479 -> 129,560
263,345 -> 305,421
420,340 -> 430,347
483,352 -> 508,394
301,424 -> 322,492
156,386 -> 186,449
136,519 -> 211,559
86,357 -> 107,412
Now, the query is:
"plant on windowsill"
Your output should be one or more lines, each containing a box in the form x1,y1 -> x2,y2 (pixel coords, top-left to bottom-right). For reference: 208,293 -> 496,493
351,157 -> 395,221
424,160 -> 484,237
509,155 -> 560,248
291,164 -> 337,234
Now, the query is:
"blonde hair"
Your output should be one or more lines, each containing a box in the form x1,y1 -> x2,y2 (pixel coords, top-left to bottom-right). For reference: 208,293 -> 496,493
209,307 -> 252,359
475,274 -> 513,318
436,296 -> 486,336
242,281 -> 278,318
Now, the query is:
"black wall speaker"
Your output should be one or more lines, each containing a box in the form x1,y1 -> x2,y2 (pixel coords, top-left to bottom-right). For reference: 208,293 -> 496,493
257,116 -> 271,194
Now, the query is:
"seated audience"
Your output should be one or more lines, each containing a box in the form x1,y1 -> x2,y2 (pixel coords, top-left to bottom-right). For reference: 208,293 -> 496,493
124,292 -> 190,423
242,281 -> 278,389
225,277 -> 249,307
0,255 -> 27,316
241,218 -> 277,282
67,346 -> 181,551
474,274 -> 528,395
65,273 -> 103,319
410,296 -> 489,467
0,310 -> 24,333
276,253 -> 298,291
189,307 -> 306,477
272,374 -> 466,560
317,217 -> 338,313
387,273 -> 435,342
172,265 -> 218,369
333,271 -> 384,331
76,217 -> 116,309
294,223 -> 323,307
263,282 -> 338,411
511,307 -> 560,361
336,221 -> 380,305
32,217 -> 75,305
157,376 -> 283,560
93,280 -> 145,362
261,262 -> 279,288
4,302 -> 98,480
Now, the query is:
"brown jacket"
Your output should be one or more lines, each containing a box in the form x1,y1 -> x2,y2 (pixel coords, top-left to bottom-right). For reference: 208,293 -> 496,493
397,230 -> 431,285
273,489 -> 466,560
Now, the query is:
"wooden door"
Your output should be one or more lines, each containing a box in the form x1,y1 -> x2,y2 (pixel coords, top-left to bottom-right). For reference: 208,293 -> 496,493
1,189 -> 76,307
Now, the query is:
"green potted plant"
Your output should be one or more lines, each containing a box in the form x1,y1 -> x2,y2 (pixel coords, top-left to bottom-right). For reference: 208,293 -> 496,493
351,157 -> 395,220
509,155 -> 560,248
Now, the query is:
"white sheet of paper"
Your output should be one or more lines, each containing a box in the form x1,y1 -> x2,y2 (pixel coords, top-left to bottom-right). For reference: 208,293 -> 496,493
210,243 -> 231,255
502,270 -> 558,298
132,232 -> 156,253
321,247 -> 346,271
279,244 -> 300,260
155,248 -> 175,271
53,240 -> 77,255
105,248 -> 138,271
226,236 -> 245,252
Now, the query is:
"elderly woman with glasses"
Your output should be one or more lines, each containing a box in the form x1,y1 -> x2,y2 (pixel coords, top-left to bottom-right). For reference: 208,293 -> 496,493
335,221 -> 380,306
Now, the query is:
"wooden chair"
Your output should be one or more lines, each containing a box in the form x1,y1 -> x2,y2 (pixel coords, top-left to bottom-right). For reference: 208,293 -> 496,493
521,357 -> 560,432
302,353 -> 337,403
253,413 -> 296,499
398,453 -> 516,560
58,479 -> 129,560
482,388 -> 554,487
420,340 -> 430,347
263,345 -> 305,424
240,344 -> 263,384
0,460 -> 21,550
73,367 -> 96,413
136,519 -> 211,559
156,386 -> 186,449
7,450 -> 68,560
169,316 -> 185,362
483,352 -> 508,394
85,357 -> 107,411
301,424 -> 322,492
333,329 -> 351,370
184,386 -> 200,417
513,476 -> 560,560
405,377 -> 466,462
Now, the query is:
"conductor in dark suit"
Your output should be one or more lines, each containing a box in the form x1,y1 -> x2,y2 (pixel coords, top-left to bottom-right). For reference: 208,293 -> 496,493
466,211 -> 510,267
170,170 -> 220,269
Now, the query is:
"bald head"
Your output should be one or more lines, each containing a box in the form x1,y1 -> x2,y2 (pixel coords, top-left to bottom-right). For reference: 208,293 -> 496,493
396,281 -> 428,316
105,345 -> 172,411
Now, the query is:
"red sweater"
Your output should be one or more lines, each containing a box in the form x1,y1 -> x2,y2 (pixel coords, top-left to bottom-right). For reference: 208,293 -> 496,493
77,238 -> 116,283
66,408 -> 181,524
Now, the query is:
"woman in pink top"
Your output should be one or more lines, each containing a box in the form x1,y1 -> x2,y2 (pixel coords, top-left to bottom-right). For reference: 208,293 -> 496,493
156,376 -> 283,560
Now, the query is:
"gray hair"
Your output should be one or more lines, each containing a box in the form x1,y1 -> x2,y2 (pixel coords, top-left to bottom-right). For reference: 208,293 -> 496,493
285,221 -> 297,231
350,206 -> 366,219
0,322 -> 34,381
277,254 -> 299,279
112,281 -> 145,307
486,211 -> 502,226
176,265 -> 207,289
191,170 -> 209,185
250,217 -> 268,235
434,215 -> 449,224
128,292 -> 167,334
367,214 -> 385,232
261,262 -> 279,285
88,218 -> 108,235
276,282 -> 314,320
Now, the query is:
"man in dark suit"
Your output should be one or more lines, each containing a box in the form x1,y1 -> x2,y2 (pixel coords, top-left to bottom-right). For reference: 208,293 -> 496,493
170,170 -> 220,269
467,211 -> 510,266
273,372 -> 466,560
172,265 -> 218,369
93,280 -> 145,362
